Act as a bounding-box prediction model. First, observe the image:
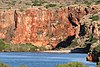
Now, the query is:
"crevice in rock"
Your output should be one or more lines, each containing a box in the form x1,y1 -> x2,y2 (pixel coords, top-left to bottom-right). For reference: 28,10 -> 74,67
14,10 -> 18,30
85,8 -> 89,15
92,25 -> 95,34
79,24 -> 86,36
68,13 -> 78,27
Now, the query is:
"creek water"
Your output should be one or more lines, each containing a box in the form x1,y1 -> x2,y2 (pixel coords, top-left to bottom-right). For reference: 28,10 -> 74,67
0,52 -> 96,67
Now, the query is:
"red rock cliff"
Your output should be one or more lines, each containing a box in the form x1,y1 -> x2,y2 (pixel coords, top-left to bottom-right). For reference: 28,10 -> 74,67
12,7 -> 82,47
0,5 -> 99,48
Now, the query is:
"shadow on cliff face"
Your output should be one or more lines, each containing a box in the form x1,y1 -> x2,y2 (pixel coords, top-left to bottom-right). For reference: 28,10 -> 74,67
71,43 -> 91,53
55,36 -> 75,49
68,14 -> 78,27
79,24 -> 86,36
71,35 -> 93,53
14,10 -> 18,30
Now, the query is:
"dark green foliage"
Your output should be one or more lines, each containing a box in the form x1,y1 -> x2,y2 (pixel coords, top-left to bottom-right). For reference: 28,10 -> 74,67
45,4 -> 56,8
90,15 -> 99,21
31,0 -> 46,6
0,39 -> 6,51
55,62 -> 89,67
32,3 -> 42,6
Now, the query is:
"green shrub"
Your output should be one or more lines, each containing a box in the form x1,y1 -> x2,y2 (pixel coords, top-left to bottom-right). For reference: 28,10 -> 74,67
45,4 -> 56,8
90,15 -> 99,21
32,3 -> 42,6
55,62 -> 89,67
0,39 -> 6,51
32,0 -> 46,6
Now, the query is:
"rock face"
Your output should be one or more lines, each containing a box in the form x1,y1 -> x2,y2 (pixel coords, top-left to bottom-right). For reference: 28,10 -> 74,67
13,8 -> 69,47
0,5 -> 100,48
0,11 -> 15,42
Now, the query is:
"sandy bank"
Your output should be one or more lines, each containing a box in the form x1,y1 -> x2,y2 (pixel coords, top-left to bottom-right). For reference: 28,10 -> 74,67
40,50 -> 71,53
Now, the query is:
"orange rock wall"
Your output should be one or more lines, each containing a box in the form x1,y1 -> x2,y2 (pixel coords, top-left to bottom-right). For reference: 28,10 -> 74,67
0,11 -> 15,41
13,6 -> 86,47
0,5 -> 98,47
13,8 -> 70,47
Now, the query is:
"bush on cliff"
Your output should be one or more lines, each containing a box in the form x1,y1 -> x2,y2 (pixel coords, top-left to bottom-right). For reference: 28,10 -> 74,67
45,4 -> 57,8
90,15 -> 99,21
55,62 -> 89,67
32,0 -> 46,6
0,39 -> 6,51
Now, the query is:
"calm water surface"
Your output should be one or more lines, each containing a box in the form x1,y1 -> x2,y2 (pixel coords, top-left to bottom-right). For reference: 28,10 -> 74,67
0,52 -> 96,67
